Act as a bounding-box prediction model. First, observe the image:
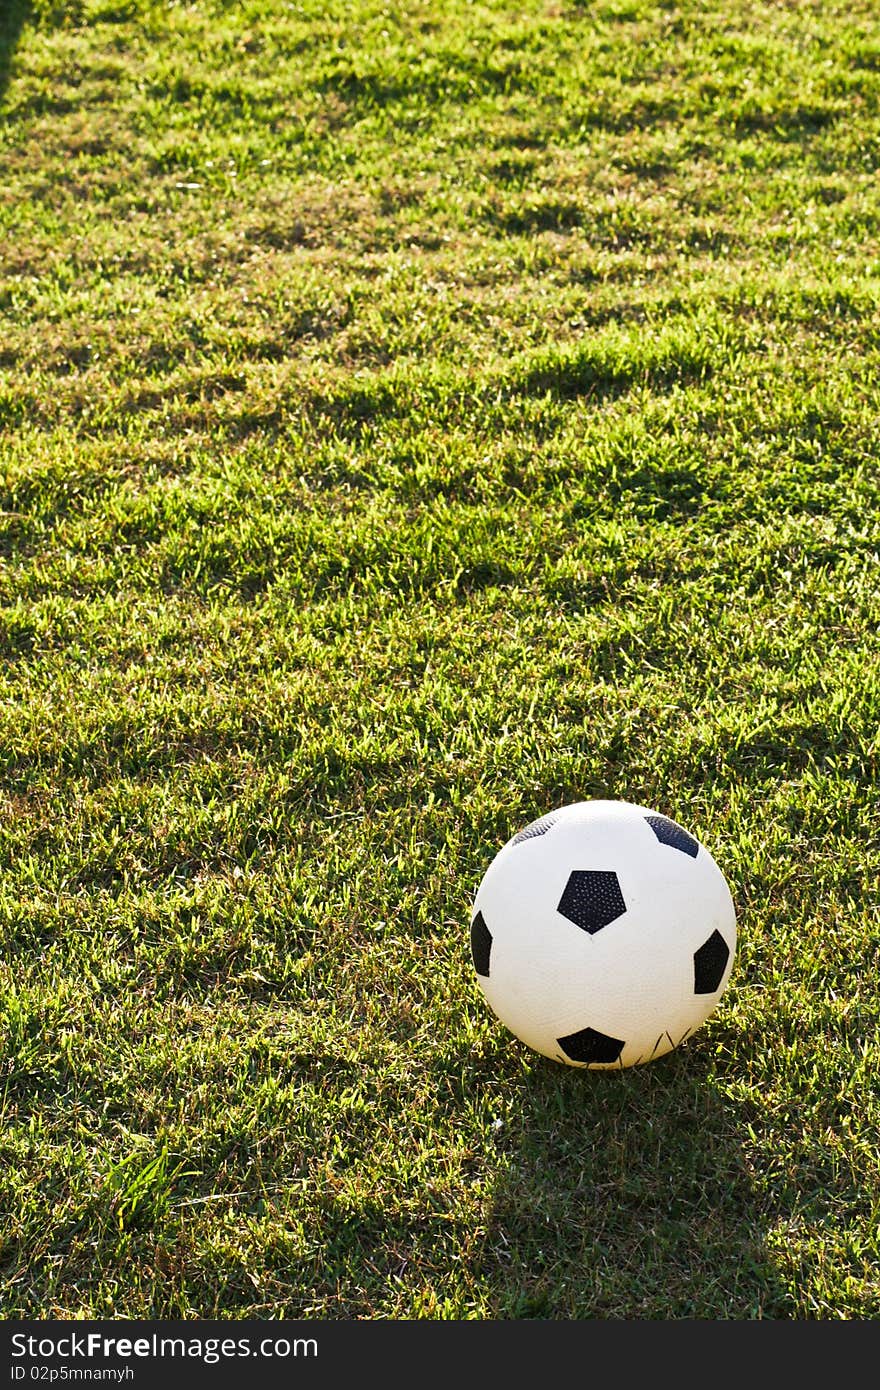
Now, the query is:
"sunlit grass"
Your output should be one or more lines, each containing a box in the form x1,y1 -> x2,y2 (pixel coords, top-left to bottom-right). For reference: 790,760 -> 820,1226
1,0 -> 879,1319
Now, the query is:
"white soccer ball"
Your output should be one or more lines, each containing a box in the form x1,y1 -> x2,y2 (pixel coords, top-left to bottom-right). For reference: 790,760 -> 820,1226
470,799 -> 737,1068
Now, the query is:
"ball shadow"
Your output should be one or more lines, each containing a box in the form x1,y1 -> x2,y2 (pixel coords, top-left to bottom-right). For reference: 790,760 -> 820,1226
473,1030 -> 794,1319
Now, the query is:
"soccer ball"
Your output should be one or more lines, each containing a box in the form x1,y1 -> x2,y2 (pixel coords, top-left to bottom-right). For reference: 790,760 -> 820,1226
470,799 -> 736,1068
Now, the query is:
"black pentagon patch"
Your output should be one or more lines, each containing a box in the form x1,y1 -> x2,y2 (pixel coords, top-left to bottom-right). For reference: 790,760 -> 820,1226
470,911 -> 492,978
645,814 -> 699,858
694,929 -> 730,994
557,870 -> 626,934
511,812 -> 558,845
558,1026 -> 625,1065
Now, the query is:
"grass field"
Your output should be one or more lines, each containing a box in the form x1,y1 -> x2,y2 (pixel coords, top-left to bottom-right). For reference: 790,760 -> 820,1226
2,0 -> 880,1320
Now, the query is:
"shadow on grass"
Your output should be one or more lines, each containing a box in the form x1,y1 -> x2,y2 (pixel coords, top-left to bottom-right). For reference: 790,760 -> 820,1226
476,1036 -> 795,1319
0,0 -> 31,107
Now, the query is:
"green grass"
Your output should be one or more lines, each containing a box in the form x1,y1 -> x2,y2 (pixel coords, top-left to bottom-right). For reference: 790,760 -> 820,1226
1,0 -> 879,1320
